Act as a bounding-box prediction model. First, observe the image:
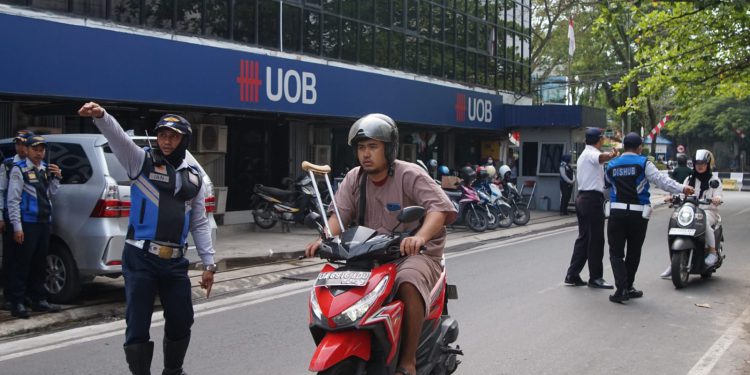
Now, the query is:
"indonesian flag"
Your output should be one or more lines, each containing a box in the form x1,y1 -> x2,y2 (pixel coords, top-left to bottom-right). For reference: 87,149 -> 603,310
568,18 -> 575,57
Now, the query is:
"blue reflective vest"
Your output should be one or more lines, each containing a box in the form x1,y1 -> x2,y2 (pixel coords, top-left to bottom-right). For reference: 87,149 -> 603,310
15,159 -> 53,224
606,154 -> 650,205
128,150 -> 202,246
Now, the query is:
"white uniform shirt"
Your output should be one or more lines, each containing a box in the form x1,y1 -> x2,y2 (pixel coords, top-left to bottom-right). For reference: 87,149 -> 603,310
576,145 -> 605,192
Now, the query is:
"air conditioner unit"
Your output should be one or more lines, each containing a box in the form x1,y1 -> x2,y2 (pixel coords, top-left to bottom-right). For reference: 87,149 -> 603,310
196,124 -> 228,153
400,144 -> 417,163
311,144 -> 331,166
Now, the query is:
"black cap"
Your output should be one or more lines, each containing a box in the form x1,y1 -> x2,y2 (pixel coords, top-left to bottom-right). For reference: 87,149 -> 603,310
27,135 -> 47,147
623,132 -> 643,148
585,127 -> 603,143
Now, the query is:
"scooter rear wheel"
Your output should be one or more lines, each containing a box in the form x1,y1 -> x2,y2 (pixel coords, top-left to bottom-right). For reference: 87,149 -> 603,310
671,252 -> 690,289
252,202 -> 277,229
318,357 -> 366,375
513,206 -> 530,226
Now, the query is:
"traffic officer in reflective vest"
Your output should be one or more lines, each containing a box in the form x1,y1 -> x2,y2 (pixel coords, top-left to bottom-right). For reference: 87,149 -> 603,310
605,133 -> 693,303
1,130 -> 34,311
7,134 -> 63,318
78,102 -> 216,375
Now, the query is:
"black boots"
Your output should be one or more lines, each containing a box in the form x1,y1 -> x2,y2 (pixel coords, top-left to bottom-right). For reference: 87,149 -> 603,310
162,335 -> 190,375
124,341 -> 154,375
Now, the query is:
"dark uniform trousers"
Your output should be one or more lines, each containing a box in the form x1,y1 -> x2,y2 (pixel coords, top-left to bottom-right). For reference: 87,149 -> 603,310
2,223 -> 16,299
122,243 -> 193,346
607,210 -> 649,290
559,181 -> 573,215
567,191 -> 605,281
9,222 -> 51,304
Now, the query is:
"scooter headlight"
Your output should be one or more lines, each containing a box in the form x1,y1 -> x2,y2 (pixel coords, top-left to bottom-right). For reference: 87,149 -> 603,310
332,276 -> 389,326
677,206 -> 695,227
310,289 -> 323,320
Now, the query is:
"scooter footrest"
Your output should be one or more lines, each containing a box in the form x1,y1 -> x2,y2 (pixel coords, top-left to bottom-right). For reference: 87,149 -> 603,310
446,284 -> 459,300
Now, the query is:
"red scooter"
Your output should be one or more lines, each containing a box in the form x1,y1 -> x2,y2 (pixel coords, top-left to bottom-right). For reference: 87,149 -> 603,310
300,162 -> 462,375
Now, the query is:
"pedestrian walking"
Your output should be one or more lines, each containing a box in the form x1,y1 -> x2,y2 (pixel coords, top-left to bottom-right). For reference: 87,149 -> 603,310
0,130 -> 33,311
559,153 -> 575,215
564,128 -> 618,289
605,133 -> 693,303
78,102 -> 216,375
7,134 -> 62,318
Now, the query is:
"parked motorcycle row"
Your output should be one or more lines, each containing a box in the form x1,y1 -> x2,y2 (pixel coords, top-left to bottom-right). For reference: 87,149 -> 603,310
439,164 -> 530,233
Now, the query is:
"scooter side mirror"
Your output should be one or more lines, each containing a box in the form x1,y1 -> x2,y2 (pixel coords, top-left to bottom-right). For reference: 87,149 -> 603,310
304,212 -> 325,236
710,180 -> 720,189
397,206 -> 426,223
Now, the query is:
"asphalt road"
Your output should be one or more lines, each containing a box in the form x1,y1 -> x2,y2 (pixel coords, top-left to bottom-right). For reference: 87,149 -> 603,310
1,191 -> 749,375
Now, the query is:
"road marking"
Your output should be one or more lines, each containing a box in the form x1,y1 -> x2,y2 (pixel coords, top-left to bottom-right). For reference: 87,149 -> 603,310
733,206 -> 750,216
687,305 -> 750,375
0,228 -> 575,362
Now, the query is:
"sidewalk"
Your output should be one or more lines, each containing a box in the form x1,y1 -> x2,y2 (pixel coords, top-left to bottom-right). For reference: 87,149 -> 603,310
0,191 -> 671,340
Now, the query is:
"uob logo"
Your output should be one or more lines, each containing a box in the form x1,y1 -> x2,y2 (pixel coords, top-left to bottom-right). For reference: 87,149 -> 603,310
236,59 -> 317,105
455,93 -> 492,123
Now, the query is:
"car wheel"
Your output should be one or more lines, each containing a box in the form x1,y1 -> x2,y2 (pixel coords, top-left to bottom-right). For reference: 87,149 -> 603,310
46,242 -> 82,304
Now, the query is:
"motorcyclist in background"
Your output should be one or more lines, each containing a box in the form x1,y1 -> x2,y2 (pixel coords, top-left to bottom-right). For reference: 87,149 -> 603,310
660,149 -> 723,278
671,153 -> 692,185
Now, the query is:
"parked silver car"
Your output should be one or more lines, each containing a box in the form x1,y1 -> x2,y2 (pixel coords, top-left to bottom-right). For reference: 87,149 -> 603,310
0,134 -> 217,303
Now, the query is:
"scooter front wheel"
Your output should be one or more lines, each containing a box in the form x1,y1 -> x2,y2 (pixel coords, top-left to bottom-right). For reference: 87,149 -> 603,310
671,251 -> 690,289
318,357 -> 366,375
513,206 -> 531,226
464,208 -> 487,232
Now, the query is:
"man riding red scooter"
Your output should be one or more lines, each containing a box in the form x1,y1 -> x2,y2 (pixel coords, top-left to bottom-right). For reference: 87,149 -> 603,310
304,114 -> 460,375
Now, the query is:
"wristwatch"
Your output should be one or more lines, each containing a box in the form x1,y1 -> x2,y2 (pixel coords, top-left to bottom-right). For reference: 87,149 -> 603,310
202,263 -> 218,273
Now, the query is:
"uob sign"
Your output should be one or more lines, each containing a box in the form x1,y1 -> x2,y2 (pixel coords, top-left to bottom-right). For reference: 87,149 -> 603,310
455,93 -> 493,123
237,59 -> 317,105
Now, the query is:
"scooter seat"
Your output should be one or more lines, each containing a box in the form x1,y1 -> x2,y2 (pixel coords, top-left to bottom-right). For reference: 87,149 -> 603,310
256,185 -> 297,200
444,190 -> 462,200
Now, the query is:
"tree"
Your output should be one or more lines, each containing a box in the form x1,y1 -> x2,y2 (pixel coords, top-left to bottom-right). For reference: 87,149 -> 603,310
621,1 -> 750,112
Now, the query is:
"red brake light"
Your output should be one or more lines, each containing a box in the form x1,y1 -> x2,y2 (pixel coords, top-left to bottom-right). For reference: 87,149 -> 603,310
106,260 -> 122,266
91,199 -> 131,218
205,196 -> 216,213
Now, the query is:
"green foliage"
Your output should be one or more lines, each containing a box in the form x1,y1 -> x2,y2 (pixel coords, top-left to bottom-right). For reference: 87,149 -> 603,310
621,1 -> 750,111
666,96 -> 750,141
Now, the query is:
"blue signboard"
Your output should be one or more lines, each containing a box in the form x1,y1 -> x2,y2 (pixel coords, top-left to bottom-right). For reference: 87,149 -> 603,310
0,13 -> 502,130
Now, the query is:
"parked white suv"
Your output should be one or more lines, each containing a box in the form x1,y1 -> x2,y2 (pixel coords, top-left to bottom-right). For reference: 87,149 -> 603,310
0,134 -> 217,303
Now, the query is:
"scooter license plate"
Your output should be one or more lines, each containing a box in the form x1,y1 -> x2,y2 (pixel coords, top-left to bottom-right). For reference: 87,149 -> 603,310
315,271 -> 371,287
669,228 -> 696,236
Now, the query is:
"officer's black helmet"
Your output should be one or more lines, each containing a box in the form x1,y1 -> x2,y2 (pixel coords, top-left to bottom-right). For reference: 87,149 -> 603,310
154,114 -> 192,136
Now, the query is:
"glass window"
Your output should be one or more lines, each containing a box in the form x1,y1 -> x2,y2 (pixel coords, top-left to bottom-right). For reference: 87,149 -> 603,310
234,0 -> 257,44
477,54 -> 487,85
389,31 -> 404,69
455,47 -> 465,81
175,0 -> 203,34
418,38 -> 429,74
341,20 -> 358,62
431,42 -> 442,76
0,0 -> 27,5
466,50 -> 475,83
283,4 -> 302,52
359,23 -> 374,64
72,0 -> 107,18
31,0 -> 67,12
406,0 -> 417,31
467,19 -> 476,49
111,0 -> 140,25
258,0 -> 280,49
323,0 -> 338,13
340,0 -> 355,17
418,1 -> 429,38
304,9 -> 321,54
322,14 -> 340,57
404,35 -> 417,72
50,143 -> 93,185
455,13 -> 464,47
444,9 -> 454,44
487,56 -> 496,87
392,0 -> 403,28
306,0 -> 321,6
374,27 -> 389,67
359,0 -> 373,22
444,46 -> 454,79
205,0 -> 229,38
431,5 -> 442,41
374,0 -> 389,26
144,0 -> 174,30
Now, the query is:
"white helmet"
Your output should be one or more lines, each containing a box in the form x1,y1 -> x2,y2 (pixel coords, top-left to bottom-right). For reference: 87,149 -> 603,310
498,165 -> 511,179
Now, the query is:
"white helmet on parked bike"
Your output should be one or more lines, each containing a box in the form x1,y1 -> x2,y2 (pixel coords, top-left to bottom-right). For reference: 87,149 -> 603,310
498,164 -> 511,180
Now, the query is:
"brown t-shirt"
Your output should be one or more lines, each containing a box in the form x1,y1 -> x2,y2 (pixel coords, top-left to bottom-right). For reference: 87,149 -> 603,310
330,160 -> 457,259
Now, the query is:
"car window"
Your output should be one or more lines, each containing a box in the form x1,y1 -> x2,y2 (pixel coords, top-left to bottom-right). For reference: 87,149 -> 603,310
48,142 -> 93,184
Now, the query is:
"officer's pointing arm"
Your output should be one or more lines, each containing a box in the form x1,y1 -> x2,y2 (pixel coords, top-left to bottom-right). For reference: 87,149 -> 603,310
645,161 -> 685,194
80,103 -> 145,179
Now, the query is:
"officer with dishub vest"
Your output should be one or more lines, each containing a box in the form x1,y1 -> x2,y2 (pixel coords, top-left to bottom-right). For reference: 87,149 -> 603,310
7,134 -> 63,318
78,102 -> 216,375
605,133 -> 693,303
0,130 -> 34,311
